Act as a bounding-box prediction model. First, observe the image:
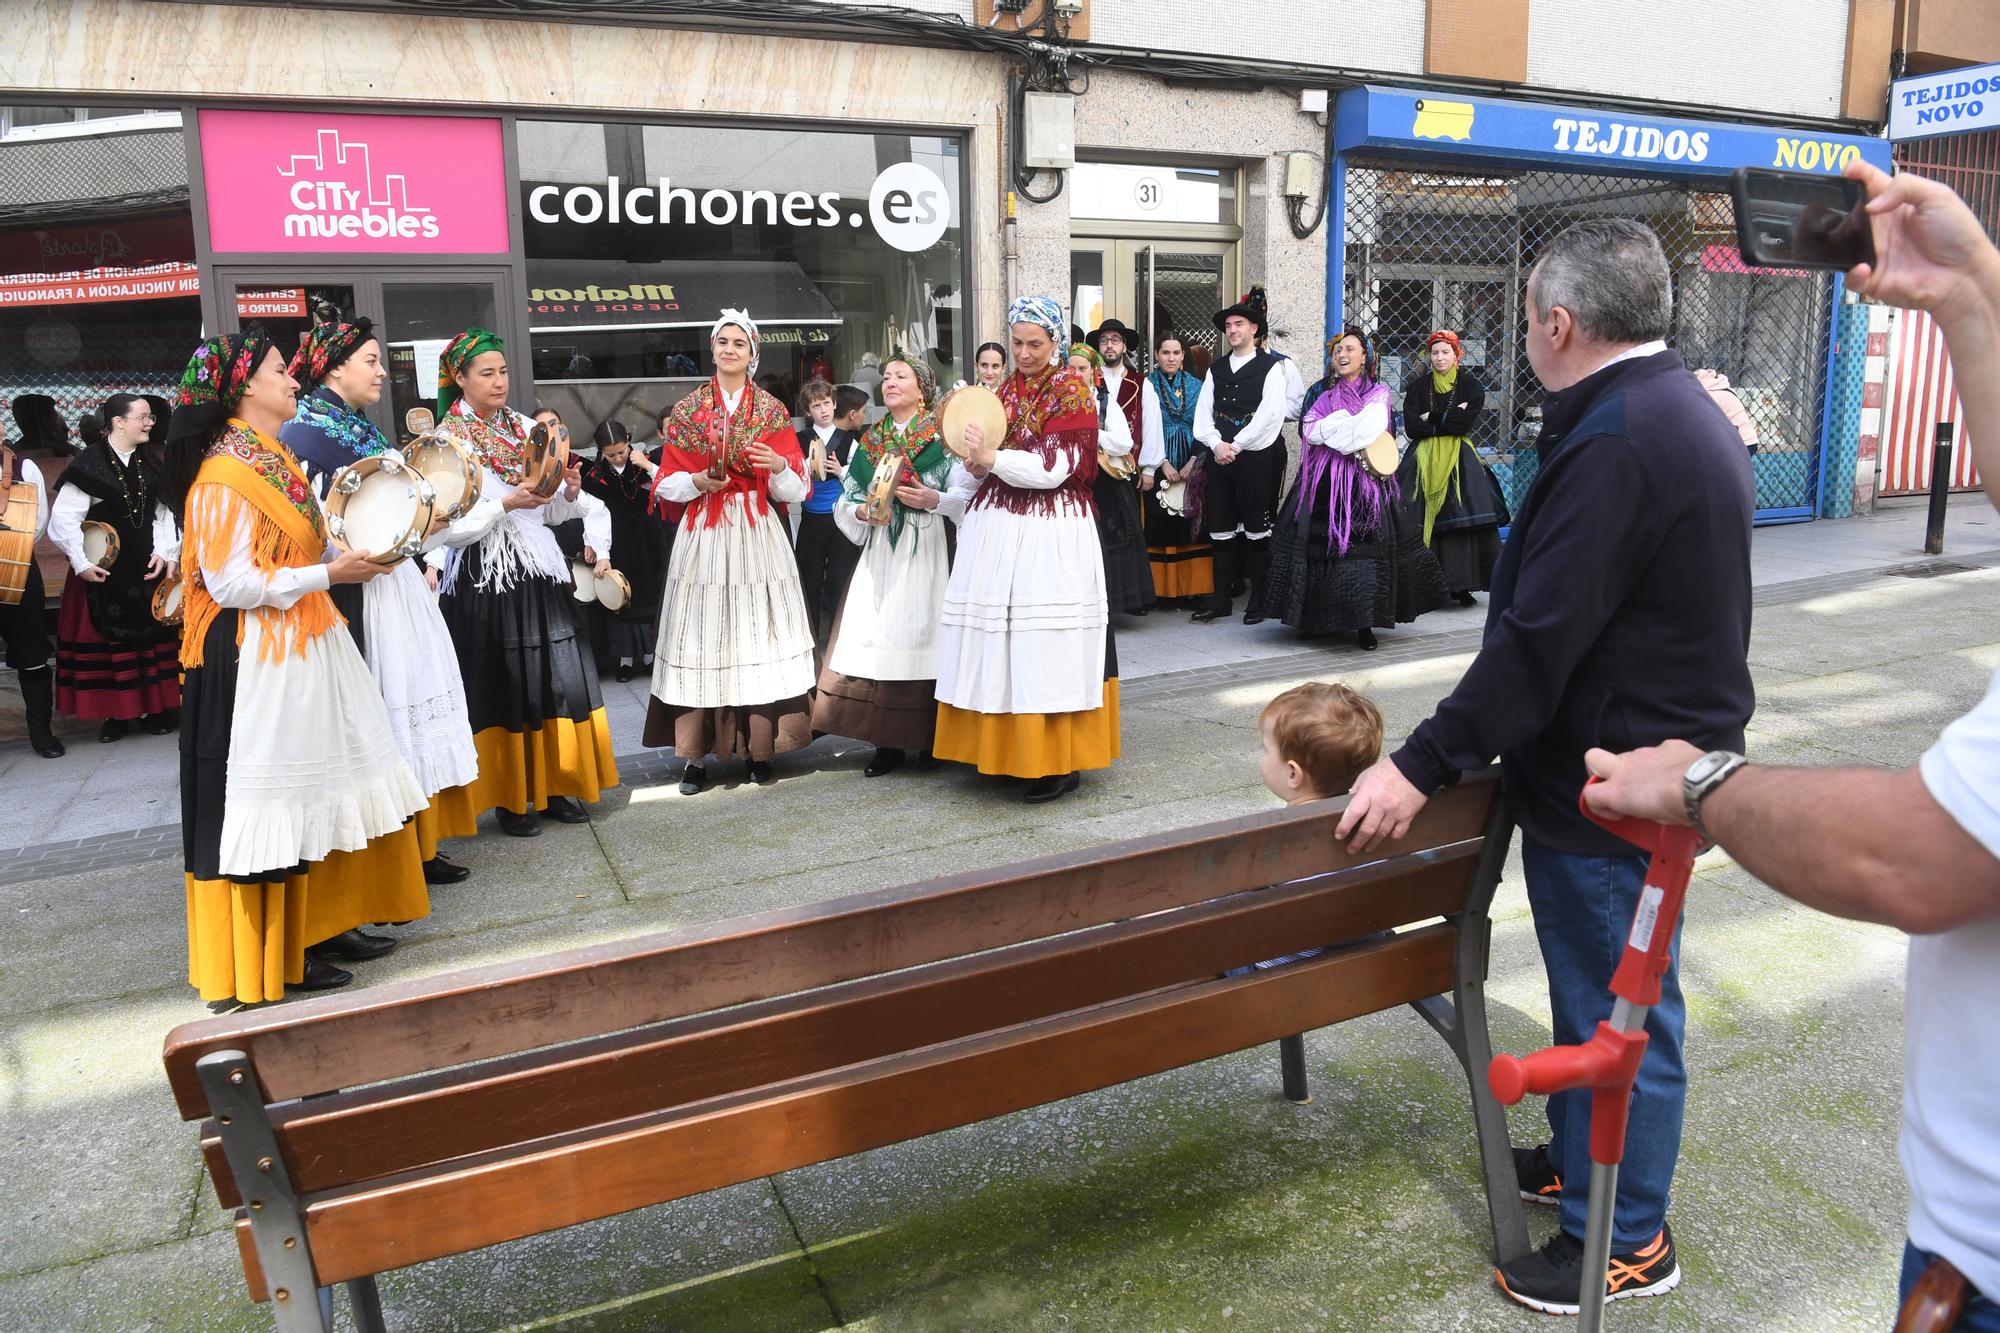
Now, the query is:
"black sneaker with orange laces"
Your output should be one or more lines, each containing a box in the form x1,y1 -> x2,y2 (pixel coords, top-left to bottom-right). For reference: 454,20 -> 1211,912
1514,1144 -> 1564,1206
1495,1222 -> 1681,1314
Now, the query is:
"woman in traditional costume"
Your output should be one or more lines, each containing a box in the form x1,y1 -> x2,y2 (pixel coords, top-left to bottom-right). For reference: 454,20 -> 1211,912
1265,328 -> 1448,650
49,393 -> 181,741
166,331 -> 429,1001
1139,331 -> 1211,607
810,353 -> 971,776
279,320 -> 480,885
934,297 -> 1119,803
1397,329 -> 1506,606
431,329 -> 618,837
644,310 -> 816,795
581,419 -> 672,682
974,341 -> 1008,391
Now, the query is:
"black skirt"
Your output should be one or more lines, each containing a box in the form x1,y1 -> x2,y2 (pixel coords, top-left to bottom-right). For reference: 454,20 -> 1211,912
1265,483 -> 1450,634
1397,442 -> 1508,596
1093,472 -> 1155,615
180,611 -> 301,884
438,552 -> 604,735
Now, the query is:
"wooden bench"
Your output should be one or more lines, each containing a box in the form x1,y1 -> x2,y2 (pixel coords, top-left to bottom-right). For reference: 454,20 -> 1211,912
163,769 -> 1528,1331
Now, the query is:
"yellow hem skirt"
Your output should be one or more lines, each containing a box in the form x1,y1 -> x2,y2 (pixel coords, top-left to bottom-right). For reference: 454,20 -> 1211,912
1149,546 -> 1215,598
185,823 -> 429,1004
933,680 -> 1122,779
463,709 -> 620,817
413,785 -> 481,862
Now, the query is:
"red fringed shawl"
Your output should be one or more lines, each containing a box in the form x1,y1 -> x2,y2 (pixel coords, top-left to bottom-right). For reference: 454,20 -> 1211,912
977,364 -> 1100,518
650,378 -> 805,528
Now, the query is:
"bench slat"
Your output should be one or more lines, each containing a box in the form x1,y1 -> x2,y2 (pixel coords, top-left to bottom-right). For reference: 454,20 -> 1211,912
203,847 -> 1480,1207
237,925 -> 1457,1297
165,776 -> 1498,1118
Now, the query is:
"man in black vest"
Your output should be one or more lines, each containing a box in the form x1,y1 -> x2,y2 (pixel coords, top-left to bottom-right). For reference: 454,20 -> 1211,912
1191,292 -> 1289,624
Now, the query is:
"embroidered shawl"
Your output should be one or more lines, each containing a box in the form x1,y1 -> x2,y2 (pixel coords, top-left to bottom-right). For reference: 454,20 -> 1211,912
652,378 -> 804,528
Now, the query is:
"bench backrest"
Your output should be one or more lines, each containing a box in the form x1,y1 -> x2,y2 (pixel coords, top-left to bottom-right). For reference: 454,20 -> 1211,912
163,771 -> 1508,1301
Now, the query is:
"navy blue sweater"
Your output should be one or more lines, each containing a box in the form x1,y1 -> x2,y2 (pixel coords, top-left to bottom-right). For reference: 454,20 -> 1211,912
1391,348 -> 1756,857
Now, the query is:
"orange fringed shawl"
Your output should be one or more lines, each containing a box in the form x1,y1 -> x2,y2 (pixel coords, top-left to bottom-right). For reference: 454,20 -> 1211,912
179,421 -> 341,668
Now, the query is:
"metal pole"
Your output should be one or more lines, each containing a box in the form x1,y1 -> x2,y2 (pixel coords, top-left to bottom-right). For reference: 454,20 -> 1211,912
1577,1160 -> 1622,1329
1925,421 -> 1954,555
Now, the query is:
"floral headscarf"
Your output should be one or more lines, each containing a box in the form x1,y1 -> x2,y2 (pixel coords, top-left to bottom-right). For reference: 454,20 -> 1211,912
1006,295 -> 1066,347
437,327 -> 505,418
287,319 -> 376,392
1066,342 -> 1102,372
176,330 -> 272,415
712,308 -> 761,377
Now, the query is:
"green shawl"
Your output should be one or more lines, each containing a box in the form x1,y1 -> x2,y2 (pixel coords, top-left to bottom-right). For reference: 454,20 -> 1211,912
1415,365 -> 1468,546
845,408 -> 949,551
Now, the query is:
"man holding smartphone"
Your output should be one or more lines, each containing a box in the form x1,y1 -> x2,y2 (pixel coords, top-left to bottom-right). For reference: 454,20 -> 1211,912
1587,160 -> 2000,1333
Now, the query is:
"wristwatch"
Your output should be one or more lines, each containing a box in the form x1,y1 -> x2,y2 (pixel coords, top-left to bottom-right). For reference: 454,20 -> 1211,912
1682,750 -> 1748,841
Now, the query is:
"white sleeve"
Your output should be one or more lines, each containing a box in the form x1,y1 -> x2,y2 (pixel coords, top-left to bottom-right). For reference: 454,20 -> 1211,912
991,447 -> 1074,490
831,491 -> 870,546
49,483 -> 92,572
1920,670 -> 2000,858
654,471 -> 701,505
547,488 -> 612,562
765,463 -> 810,505
1327,399 -> 1390,456
1233,365 -> 1291,452
935,461 -> 981,525
152,501 -> 180,561
1193,375 -> 1221,448
1139,381 -> 1166,470
437,482 -> 507,551
1098,395 -> 1134,457
22,460 -> 51,545
193,491 -> 332,611
1282,359 -> 1306,420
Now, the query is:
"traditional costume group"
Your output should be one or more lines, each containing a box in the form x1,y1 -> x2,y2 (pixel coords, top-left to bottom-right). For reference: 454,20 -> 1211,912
579,422 -> 672,681
167,332 -> 430,1004
933,296 -> 1120,799
49,408 -> 181,738
1075,328 -> 1155,618
1190,293 -> 1291,625
431,329 -> 619,834
278,320 -> 480,877
1138,350 -> 1211,604
644,310 -> 817,789
1265,329 -> 1449,646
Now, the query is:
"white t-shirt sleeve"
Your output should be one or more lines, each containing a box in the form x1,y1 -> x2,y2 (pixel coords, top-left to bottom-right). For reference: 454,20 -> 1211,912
1919,668 -> 2000,858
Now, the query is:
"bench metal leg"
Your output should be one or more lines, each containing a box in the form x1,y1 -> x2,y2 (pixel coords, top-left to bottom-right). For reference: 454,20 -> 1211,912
1277,1034 -> 1311,1103
347,1276 -> 387,1333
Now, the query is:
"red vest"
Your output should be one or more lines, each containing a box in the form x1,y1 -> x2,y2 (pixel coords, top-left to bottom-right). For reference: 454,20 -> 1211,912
1105,368 -> 1143,444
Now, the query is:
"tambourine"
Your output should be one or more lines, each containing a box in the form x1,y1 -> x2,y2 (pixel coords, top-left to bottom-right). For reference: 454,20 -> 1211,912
80,520 -> 120,569
150,577 -> 183,626
1360,432 -> 1401,481
406,432 -> 481,520
938,385 -> 1006,462
526,420 -> 571,498
1097,450 -> 1138,481
1155,478 -> 1188,518
807,435 -> 831,482
325,454 -> 436,565
594,568 -> 632,612
862,456 -> 917,526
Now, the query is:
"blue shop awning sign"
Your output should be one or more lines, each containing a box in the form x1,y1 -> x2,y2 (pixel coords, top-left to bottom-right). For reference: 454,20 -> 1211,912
1336,86 -> 1894,179
1888,60 -> 2000,143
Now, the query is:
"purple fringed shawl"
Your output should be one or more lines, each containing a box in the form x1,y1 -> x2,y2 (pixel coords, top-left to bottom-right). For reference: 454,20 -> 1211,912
1297,380 -> 1400,554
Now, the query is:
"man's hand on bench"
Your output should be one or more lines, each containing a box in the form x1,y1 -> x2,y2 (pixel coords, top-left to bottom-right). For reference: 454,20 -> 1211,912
1339,758 -> 1429,854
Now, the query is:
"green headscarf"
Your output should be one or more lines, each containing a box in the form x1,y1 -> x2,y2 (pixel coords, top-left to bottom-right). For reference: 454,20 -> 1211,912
436,327 -> 505,418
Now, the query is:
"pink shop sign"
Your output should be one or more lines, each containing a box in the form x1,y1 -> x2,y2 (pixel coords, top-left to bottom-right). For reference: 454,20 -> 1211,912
199,109 -> 510,255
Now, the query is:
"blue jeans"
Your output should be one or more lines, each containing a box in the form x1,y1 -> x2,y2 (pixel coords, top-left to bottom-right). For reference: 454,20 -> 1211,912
1900,1243 -> 2000,1332
1521,833 -> 1687,1249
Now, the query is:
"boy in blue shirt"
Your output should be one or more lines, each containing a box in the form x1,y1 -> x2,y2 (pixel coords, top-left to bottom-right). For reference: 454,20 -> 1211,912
795,381 -> 866,652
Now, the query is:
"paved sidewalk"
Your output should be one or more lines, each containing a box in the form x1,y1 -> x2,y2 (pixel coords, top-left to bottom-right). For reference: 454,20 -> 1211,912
2,495 -> 1994,858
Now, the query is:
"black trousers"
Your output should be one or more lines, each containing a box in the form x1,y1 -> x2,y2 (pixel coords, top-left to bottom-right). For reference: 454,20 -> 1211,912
1203,444 -> 1286,541
795,509 -> 859,648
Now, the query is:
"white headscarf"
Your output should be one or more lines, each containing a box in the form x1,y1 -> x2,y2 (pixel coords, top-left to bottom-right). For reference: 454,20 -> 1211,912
712,308 -> 760,377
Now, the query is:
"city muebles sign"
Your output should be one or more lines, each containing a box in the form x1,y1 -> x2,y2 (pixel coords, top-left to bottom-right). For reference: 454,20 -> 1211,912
199,109 -> 511,255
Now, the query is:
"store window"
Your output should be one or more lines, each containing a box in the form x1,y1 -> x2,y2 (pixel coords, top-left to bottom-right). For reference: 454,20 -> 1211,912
0,106 -> 197,461
518,119 -> 966,438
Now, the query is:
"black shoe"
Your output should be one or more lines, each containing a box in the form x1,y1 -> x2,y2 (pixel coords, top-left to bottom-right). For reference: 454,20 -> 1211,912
1514,1144 -> 1563,1206
1356,628 -> 1378,651
542,796 -> 590,824
913,749 -> 940,771
865,747 -> 906,778
747,760 -> 774,786
422,855 -> 471,885
307,929 -> 397,962
679,763 -> 708,796
292,956 -> 353,992
20,671 -> 63,757
140,713 -> 173,736
32,736 -> 65,758
1495,1223 -> 1680,1315
98,718 -> 128,743
1242,599 -> 1268,627
1129,605 -> 1149,616
1456,589 -> 1478,607
1023,771 -> 1081,803
1190,604 -> 1231,623
616,663 -> 633,683
497,808 -> 541,837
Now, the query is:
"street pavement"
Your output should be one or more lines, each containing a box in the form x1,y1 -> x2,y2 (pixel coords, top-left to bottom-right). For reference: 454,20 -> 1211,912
0,494 -> 1995,1329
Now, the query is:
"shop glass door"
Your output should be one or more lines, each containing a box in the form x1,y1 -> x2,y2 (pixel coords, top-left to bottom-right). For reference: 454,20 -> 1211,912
378,277 -> 501,447
1068,239 -> 1235,373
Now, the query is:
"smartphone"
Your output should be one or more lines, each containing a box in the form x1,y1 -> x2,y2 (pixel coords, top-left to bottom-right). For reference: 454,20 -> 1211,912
1731,167 -> 1876,271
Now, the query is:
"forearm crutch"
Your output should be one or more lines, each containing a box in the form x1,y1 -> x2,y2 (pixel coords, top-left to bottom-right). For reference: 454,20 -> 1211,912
1487,782 -> 1702,1330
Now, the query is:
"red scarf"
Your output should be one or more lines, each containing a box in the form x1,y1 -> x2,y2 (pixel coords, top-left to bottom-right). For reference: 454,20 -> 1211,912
651,378 -> 804,528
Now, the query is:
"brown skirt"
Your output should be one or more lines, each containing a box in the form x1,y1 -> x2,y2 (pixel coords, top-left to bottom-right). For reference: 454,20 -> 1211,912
811,670 -> 938,751
643,696 -> 813,762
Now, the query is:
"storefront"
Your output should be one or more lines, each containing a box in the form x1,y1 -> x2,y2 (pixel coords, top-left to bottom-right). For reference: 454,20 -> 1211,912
1329,86 -> 1894,524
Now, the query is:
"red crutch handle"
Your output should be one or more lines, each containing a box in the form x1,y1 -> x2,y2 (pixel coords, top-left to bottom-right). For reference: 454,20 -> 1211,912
1489,1022 -> 1651,1165
1579,778 -> 1704,1008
